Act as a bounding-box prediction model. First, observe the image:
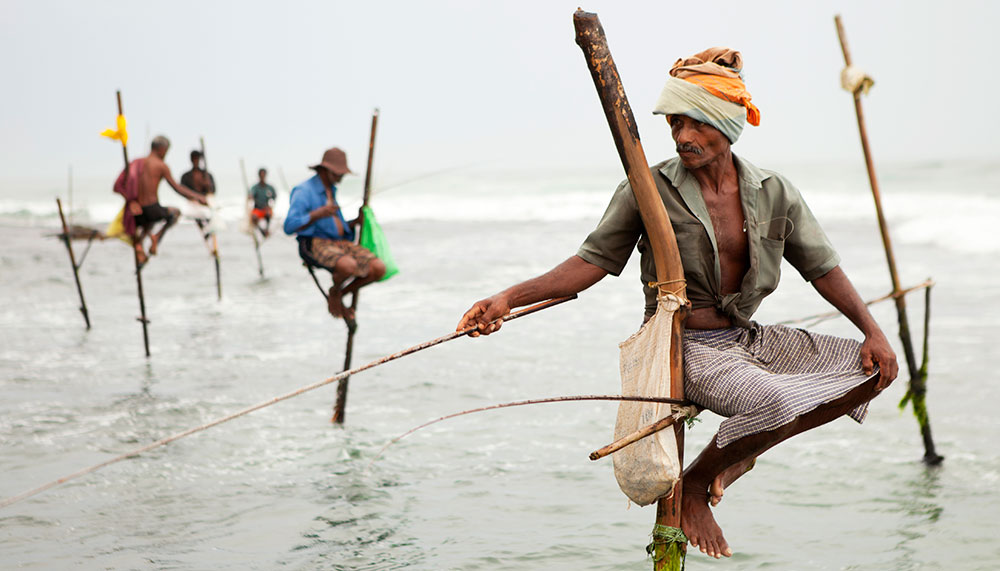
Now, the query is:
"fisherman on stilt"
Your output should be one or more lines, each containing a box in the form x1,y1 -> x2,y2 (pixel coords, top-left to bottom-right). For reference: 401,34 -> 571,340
285,147 -> 386,323
180,149 -> 217,241
458,47 -> 898,559
248,167 -> 277,238
119,136 -> 207,267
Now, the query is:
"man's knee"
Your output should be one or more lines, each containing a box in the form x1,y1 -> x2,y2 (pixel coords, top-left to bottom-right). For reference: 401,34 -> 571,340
335,256 -> 358,277
370,259 -> 387,280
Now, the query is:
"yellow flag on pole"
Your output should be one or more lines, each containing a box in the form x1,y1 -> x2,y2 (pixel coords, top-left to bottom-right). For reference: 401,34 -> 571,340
100,114 -> 128,146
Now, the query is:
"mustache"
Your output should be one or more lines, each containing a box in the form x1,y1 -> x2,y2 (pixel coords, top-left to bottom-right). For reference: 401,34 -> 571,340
676,143 -> 703,155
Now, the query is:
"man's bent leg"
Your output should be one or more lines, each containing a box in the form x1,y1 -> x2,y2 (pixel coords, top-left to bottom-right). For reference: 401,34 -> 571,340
150,208 -> 180,255
680,373 -> 882,559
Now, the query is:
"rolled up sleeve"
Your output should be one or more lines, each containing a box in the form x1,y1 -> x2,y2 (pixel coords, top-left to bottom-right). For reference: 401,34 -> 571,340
576,180 -> 644,276
782,183 -> 840,281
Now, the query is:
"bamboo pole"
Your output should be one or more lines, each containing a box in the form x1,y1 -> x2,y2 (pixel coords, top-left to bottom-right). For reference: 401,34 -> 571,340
332,108 -> 380,425
112,91 -> 151,357
834,15 -> 942,465
200,136 -> 222,300
240,158 -> 265,277
572,11 -> 689,569
55,198 -> 91,329
0,295 -> 575,510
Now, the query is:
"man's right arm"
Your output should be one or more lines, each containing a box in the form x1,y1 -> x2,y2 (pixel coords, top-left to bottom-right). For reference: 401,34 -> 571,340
456,255 -> 608,336
283,190 -> 338,235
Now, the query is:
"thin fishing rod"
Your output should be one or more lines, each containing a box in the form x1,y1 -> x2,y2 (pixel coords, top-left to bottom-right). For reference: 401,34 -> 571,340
0,295 -> 576,510
369,394 -> 691,466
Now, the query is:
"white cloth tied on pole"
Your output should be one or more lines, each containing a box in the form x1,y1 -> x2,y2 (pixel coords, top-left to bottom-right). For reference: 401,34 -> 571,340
840,65 -> 874,95
613,293 -> 686,506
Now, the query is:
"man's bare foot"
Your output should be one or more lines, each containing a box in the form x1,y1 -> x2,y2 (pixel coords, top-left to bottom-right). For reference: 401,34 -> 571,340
134,243 -> 148,268
710,457 -> 756,507
327,286 -> 345,318
149,234 -> 160,256
681,491 -> 732,559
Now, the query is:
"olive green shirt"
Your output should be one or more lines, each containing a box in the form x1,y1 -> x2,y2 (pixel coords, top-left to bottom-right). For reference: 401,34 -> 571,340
577,155 -> 840,326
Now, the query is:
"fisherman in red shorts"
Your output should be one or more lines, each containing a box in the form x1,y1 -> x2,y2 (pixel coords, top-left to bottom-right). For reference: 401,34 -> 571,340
248,167 -> 277,237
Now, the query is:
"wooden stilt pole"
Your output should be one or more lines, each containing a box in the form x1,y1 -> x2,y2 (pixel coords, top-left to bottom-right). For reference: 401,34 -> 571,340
56,198 -> 91,329
111,91 -> 151,357
240,158 -> 265,278
572,11 -> 689,569
332,108 -> 380,425
834,15 -> 942,465
200,136 -> 222,300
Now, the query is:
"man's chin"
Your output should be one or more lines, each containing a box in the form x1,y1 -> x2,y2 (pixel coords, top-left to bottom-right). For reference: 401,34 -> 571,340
677,153 -> 703,169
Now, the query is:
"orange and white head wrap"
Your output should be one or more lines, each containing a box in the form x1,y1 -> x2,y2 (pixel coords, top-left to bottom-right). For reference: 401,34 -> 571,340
652,47 -> 761,144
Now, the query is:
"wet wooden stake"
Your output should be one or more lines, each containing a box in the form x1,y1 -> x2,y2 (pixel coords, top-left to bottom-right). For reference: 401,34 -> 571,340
200,136 -> 222,300
240,158 -> 265,278
834,15 -> 942,465
573,10 -> 689,569
111,91 -> 151,356
55,198 -> 91,329
332,108 -> 380,425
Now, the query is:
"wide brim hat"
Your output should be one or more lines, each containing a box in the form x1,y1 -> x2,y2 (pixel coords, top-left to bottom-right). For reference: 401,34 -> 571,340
310,147 -> 352,175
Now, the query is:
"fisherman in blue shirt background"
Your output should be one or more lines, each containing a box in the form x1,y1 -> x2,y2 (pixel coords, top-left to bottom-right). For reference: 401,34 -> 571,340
285,147 -> 386,322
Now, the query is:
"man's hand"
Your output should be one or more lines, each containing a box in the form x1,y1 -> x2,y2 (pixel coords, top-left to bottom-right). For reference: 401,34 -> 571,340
127,201 -> 143,216
457,294 -> 512,337
860,330 -> 898,390
311,204 -> 340,219
194,195 -> 209,206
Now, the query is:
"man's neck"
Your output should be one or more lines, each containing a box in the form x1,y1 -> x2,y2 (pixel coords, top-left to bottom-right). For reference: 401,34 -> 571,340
689,151 -> 737,196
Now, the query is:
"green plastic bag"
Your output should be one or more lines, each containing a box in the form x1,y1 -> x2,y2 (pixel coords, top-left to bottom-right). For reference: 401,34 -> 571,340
359,205 -> 399,281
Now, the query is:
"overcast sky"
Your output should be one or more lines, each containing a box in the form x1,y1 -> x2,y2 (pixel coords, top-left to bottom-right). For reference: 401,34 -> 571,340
1,0 -> 996,190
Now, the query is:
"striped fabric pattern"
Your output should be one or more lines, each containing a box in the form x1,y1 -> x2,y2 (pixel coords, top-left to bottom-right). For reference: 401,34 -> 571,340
683,323 -> 873,448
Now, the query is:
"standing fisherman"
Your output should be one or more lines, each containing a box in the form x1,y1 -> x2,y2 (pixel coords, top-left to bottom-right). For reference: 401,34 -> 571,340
284,147 -> 386,322
457,48 -> 898,559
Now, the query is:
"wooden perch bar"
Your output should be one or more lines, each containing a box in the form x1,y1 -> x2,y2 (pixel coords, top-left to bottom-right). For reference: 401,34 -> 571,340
590,408 -> 694,461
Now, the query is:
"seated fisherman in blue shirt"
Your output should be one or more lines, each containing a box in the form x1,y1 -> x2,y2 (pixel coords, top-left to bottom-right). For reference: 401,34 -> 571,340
284,147 -> 386,321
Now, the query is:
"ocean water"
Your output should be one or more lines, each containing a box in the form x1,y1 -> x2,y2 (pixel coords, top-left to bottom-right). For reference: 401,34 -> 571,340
1,161 -> 998,570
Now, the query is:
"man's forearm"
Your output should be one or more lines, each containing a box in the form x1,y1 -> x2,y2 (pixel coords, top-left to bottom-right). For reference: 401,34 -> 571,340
501,255 -> 607,308
812,266 -> 881,336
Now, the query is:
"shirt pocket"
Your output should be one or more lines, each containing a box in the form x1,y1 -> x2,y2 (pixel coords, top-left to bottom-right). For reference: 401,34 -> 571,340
672,221 -> 713,284
755,236 -> 785,296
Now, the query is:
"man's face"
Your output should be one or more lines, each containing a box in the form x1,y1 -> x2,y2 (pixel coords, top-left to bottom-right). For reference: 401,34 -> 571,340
319,168 -> 344,187
259,170 -> 267,183
668,115 -> 731,169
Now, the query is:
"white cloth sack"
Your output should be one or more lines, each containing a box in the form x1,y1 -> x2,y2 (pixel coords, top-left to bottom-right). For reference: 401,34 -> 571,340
613,294 -> 684,506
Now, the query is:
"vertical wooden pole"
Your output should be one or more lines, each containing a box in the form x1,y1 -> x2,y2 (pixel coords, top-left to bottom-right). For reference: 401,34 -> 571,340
240,158 -> 265,277
834,15 -> 942,464
572,11 -> 688,569
56,198 -> 91,329
115,90 -> 151,357
332,108 -> 380,425
200,136 -> 222,300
